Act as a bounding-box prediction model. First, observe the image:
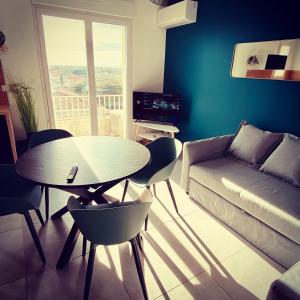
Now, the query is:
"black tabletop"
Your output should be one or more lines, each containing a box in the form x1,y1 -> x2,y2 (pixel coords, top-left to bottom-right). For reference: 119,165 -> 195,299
16,136 -> 150,188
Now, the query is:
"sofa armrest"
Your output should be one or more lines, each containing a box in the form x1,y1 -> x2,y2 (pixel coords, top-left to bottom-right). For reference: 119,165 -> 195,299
180,134 -> 234,192
267,261 -> 300,300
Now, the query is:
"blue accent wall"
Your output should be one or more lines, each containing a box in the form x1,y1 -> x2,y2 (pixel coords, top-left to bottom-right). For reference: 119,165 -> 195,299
164,0 -> 300,141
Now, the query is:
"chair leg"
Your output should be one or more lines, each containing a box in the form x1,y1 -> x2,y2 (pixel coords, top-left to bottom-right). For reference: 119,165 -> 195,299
23,211 -> 46,264
45,186 -> 49,220
82,236 -> 87,257
152,184 -> 156,197
144,214 -> 149,231
121,179 -> 129,202
137,233 -> 143,250
130,237 -> 148,300
165,179 -> 179,214
56,222 -> 79,269
145,185 -> 151,230
83,243 -> 97,300
35,209 -> 44,226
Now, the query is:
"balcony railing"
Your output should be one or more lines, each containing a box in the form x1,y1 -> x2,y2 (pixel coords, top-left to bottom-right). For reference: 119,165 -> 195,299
52,94 -> 124,137
53,94 -> 123,120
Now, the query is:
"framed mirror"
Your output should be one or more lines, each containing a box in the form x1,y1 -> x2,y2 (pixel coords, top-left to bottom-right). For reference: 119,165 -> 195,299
231,38 -> 300,81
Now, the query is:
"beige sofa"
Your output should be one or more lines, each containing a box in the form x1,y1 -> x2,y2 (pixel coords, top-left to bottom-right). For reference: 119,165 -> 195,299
267,260 -> 300,299
181,134 -> 300,269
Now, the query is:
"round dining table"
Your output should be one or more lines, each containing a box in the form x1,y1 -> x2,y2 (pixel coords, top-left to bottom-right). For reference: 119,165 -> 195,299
16,136 -> 151,268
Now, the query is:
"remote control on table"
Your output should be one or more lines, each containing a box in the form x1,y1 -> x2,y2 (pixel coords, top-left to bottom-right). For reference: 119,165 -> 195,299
67,165 -> 78,183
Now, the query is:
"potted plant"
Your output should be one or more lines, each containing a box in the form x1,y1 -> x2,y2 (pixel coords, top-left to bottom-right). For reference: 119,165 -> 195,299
9,79 -> 38,139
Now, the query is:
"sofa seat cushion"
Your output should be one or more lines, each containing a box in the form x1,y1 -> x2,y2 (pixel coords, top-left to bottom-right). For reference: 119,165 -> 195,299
190,157 -> 300,244
190,157 -> 270,205
242,177 -> 300,245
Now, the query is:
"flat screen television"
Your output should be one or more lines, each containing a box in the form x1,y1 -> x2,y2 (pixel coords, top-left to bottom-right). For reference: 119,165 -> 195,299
133,91 -> 181,124
265,54 -> 287,70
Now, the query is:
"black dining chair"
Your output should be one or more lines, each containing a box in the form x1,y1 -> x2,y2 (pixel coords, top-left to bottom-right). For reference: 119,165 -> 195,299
0,164 -> 46,263
122,137 -> 182,230
28,129 -> 73,220
68,189 -> 153,300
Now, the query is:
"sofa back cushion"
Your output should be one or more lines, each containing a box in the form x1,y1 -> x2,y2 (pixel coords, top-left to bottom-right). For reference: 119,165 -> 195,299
228,122 -> 282,167
260,135 -> 300,187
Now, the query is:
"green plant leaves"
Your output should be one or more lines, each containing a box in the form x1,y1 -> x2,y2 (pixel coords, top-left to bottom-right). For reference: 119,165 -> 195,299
9,80 -> 38,134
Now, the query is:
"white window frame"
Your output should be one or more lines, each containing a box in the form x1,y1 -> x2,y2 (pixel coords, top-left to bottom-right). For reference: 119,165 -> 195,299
33,5 -> 132,138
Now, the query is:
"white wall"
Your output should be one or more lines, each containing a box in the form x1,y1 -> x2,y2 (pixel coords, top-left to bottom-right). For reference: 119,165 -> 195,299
132,0 -> 166,92
0,0 -> 166,140
0,0 -> 47,140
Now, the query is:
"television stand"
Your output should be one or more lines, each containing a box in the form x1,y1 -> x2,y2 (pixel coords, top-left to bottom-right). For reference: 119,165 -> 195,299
134,121 -> 179,142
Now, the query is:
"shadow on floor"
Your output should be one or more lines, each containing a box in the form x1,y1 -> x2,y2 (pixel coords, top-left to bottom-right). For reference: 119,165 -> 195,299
123,179 -> 259,299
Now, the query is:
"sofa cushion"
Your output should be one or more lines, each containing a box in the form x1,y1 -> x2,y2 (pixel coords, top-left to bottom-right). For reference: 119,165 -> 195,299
228,123 -> 282,167
190,157 -> 270,205
241,177 -> 300,245
190,157 -> 300,244
260,135 -> 300,188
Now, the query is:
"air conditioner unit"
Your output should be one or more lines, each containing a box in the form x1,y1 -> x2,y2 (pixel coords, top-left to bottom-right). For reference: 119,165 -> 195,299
157,0 -> 198,29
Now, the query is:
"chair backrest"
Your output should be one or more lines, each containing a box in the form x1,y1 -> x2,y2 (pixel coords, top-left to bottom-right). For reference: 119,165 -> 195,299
68,189 -> 153,245
28,129 -> 73,149
0,164 -> 42,216
145,137 -> 182,185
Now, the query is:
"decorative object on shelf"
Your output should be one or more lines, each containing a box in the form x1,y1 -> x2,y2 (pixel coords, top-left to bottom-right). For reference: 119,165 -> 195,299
9,79 -> 38,138
247,55 -> 259,66
0,31 -> 7,52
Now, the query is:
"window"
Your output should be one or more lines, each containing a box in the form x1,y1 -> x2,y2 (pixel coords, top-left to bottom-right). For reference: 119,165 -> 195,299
36,8 -> 130,137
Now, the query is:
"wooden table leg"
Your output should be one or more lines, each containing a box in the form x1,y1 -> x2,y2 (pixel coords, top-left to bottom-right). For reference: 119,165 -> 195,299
56,222 -> 79,269
55,181 -> 121,268
51,205 -> 69,220
50,187 -> 92,220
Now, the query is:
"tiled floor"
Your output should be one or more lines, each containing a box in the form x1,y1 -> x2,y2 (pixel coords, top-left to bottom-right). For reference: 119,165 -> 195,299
0,174 -> 285,300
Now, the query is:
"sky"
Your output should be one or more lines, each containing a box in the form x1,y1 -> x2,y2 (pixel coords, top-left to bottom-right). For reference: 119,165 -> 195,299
43,15 -> 124,67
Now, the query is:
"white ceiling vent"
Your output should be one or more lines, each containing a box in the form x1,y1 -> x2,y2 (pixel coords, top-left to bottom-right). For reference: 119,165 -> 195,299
157,0 -> 198,29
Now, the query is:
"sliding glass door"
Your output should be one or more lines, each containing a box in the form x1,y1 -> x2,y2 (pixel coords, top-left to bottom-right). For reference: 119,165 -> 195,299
38,9 -> 128,137
92,22 -> 126,137
42,15 -> 91,136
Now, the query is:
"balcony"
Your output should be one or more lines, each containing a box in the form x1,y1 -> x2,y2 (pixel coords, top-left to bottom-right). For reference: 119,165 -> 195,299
53,95 -> 123,137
